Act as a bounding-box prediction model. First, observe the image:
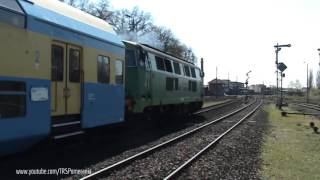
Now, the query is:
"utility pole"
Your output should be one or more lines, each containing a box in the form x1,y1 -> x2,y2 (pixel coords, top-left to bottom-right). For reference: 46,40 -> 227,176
318,48 -> 320,66
245,70 -> 252,102
280,72 -> 285,109
307,63 -> 309,103
215,66 -> 218,98
274,43 -> 291,107
228,72 -> 230,94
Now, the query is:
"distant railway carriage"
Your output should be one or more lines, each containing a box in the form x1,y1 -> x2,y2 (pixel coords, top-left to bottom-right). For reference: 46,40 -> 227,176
0,0 -> 125,156
124,41 -> 204,116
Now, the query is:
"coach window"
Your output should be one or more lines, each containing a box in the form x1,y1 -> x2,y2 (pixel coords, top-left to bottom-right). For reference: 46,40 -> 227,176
190,67 -> 196,78
125,49 -> 136,66
173,62 -> 181,75
51,45 -> 64,81
115,60 -> 124,84
164,59 -> 173,73
155,56 -> 165,71
69,49 -> 81,82
97,55 -> 110,83
184,65 -> 190,77
0,81 -> 26,118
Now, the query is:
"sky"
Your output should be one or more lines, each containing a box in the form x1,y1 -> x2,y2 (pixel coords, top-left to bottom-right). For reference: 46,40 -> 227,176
106,0 -> 320,87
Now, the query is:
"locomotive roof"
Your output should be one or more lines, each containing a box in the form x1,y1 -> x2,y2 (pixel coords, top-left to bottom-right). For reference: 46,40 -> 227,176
18,0 -> 123,47
123,41 -> 197,67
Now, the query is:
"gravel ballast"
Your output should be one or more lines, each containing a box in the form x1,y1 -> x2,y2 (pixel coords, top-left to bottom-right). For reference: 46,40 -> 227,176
178,105 -> 269,179
89,100 -> 265,179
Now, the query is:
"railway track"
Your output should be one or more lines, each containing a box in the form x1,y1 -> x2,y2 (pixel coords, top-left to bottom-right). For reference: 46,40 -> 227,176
195,98 -> 242,115
295,103 -> 320,111
80,98 -> 261,179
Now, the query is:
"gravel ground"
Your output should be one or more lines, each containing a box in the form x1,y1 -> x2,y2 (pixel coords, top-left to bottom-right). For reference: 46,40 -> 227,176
94,100 -> 261,179
178,104 -> 269,180
0,100 -> 244,180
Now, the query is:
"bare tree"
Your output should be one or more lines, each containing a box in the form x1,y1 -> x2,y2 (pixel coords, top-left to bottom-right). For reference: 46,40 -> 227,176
145,26 -> 197,63
60,0 -> 77,7
87,0 -> 113,20
108,6 -> 153,38
76,0 -> 91,11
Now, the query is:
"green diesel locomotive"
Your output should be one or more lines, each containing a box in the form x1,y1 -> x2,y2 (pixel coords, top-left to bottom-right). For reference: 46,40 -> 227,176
124,41 -> 204,116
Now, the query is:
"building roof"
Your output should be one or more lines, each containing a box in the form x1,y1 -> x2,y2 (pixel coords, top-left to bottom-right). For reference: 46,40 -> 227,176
18,0 -> 123,48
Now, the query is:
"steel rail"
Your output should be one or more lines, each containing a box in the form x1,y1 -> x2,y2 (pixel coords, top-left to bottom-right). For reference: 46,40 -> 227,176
80,99 -> 256,180
194,99 -> 241,115
295,103 -> 320,111
164,100 -> 262,180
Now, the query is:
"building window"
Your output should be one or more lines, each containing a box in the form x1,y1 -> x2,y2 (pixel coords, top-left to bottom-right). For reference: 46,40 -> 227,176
173,62 -> 181,75
97,55 -> 110,83
69,49 -> 81,82
155,56 -> 165,71
184,65 -> 190,77
0,81 -> 26,119
164,59 -> 173,73
115,60 -> 124,84
125,49 -> 136,67
51,45 -> 64,81
190,67 -> 196,78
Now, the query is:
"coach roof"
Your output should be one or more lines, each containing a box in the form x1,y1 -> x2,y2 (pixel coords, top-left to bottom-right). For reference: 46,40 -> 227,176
18,0 -> 123,47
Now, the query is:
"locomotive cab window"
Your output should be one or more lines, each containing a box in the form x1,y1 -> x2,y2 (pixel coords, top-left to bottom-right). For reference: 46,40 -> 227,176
69,49 -> 81,82
115,60 -> 124,84
173,62 -> 181,75
155,56 -> 165,71
97,55 -> 110,83
164,59 -> 173,73
184,65 -> 191,77
0,81 -> 26,118
190,67 -> 196,78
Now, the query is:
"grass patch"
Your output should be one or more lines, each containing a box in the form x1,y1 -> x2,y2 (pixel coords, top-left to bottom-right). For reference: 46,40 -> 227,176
260,105 -> 320,180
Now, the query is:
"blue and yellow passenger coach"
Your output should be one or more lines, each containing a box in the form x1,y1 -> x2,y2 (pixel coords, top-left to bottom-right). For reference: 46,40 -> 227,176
0,0 -> 125,156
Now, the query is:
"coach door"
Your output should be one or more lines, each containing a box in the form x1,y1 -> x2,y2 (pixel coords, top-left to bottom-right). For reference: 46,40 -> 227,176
51,42 -> 82,116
